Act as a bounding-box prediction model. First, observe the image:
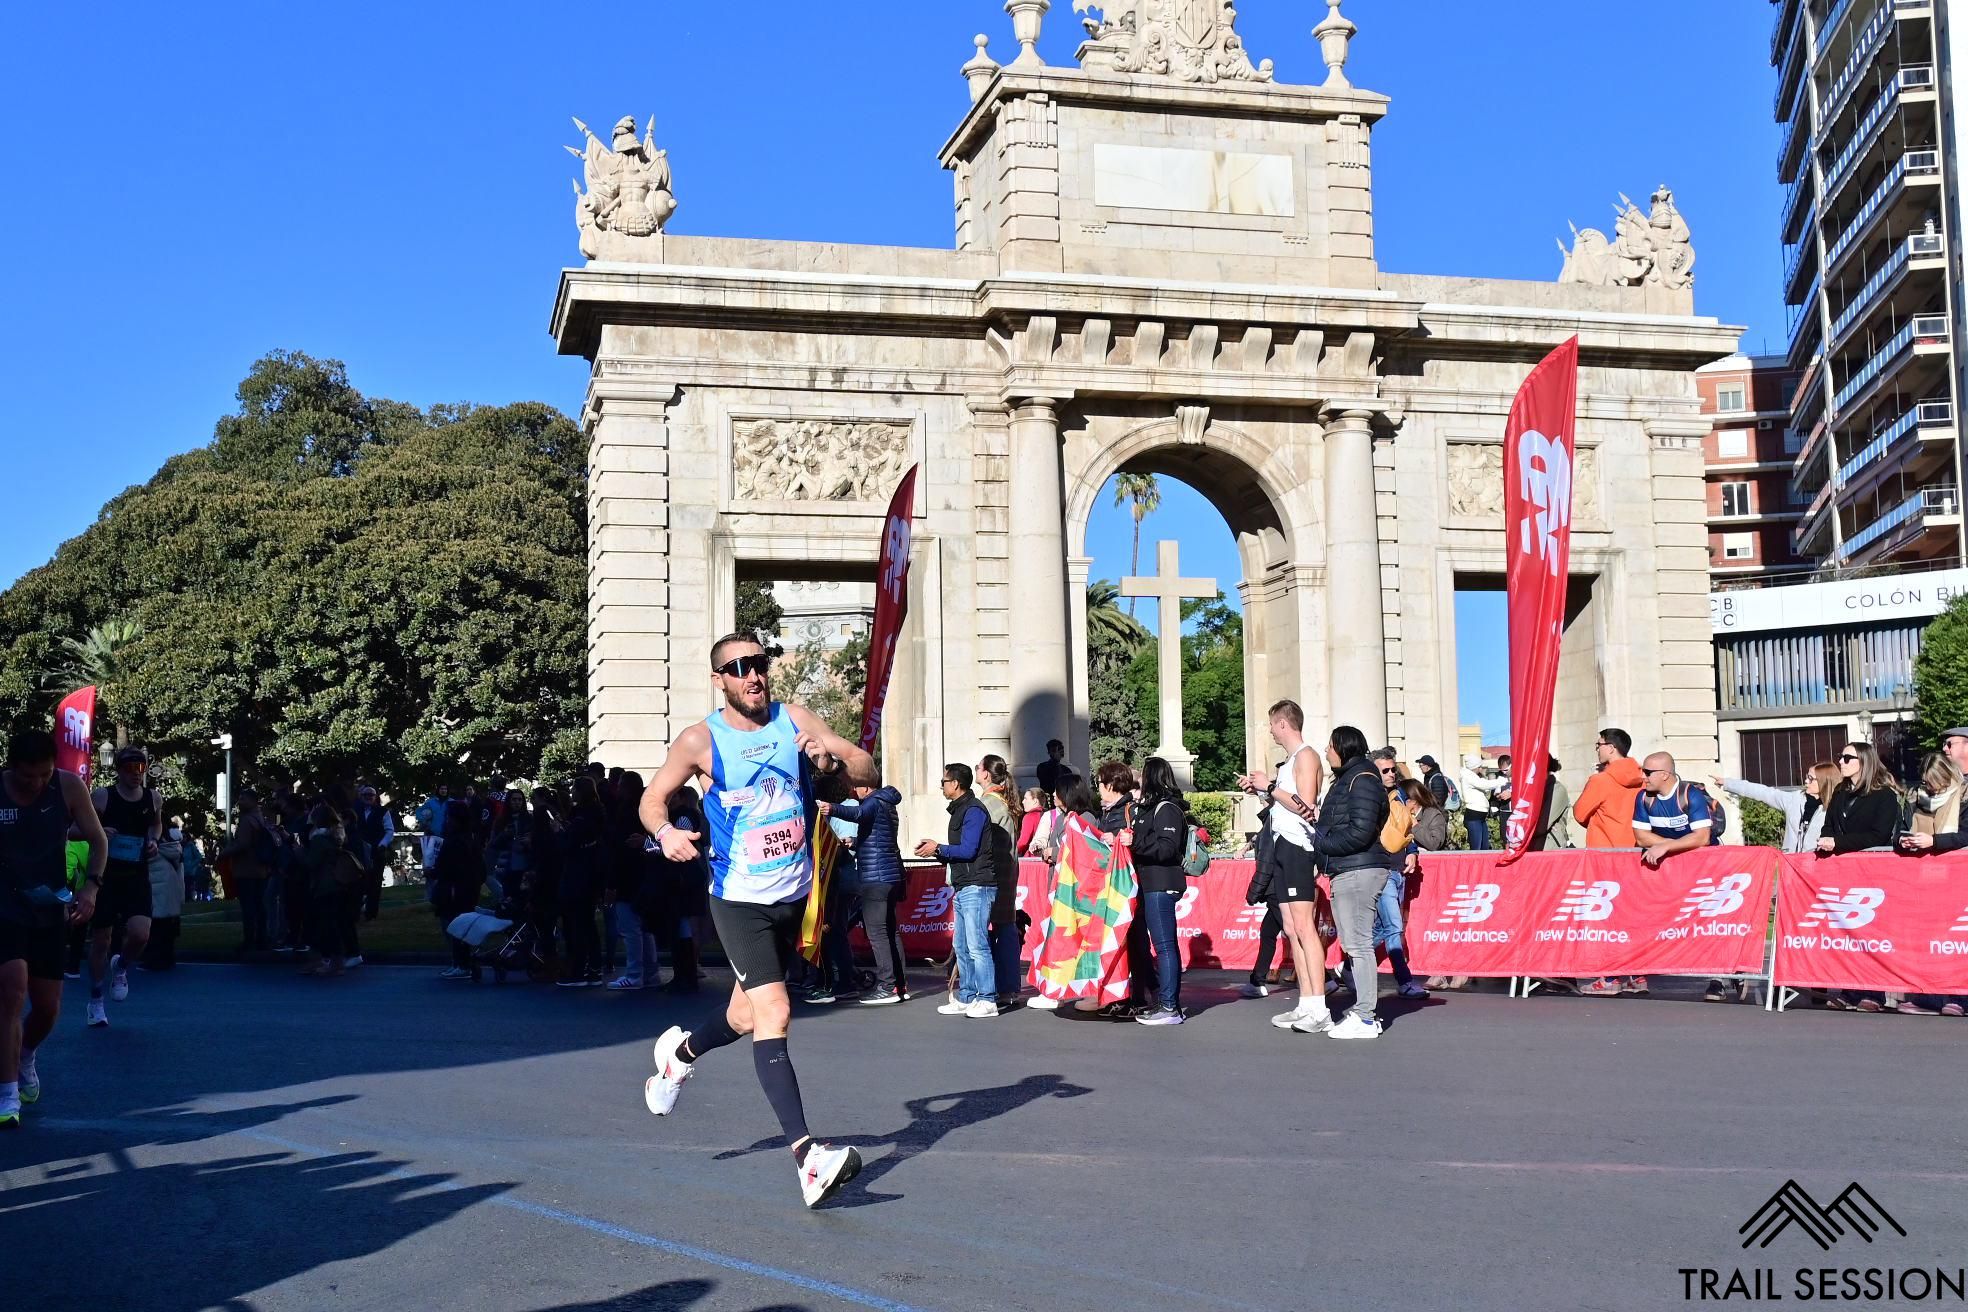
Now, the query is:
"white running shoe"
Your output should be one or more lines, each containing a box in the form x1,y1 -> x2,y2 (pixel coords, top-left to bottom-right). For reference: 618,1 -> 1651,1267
644,1026 -> 694,1116
1328,1012 -> 1382,1040
87,999 -> 109,1028
1291,1009 -> 1336,1035
797,1142 -> 863,1209
936,996 -> 971,1015
1239,982 -> 1270,999
18,1049 -> 39,1104
109,955 -> 129,1002
344,955 -> 364,969
1027,995 -> 1061,1010
0,1090 -> 18,1129
965,999 -> 1000,1018
1270,1006 -> 1310,1029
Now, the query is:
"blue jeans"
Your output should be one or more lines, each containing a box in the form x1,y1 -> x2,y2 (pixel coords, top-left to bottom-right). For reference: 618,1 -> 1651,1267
1141,890 -> 1182,1009
991,919 -> 1022,1000
952,885 -> 996,1003
1465,813 -> 1492,850
1374,871 -> 1407,952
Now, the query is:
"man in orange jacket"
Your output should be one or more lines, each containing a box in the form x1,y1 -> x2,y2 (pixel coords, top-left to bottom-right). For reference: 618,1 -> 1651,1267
1572,728 -> 1645,849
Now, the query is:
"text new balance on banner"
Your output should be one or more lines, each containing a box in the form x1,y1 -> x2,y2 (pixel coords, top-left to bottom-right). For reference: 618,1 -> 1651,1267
1774,852 -> 1968,994
1406,848 -> 1775,980
1500,335 -> 1579,863
53,685 -> 97,783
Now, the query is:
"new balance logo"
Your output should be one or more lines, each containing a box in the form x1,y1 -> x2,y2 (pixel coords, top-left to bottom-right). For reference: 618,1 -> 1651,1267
61,707 -> 90,749
1800,887 -> 1886,931
912,887 -> 953,920
1949,904 -> 1968,935
1439,883 -> 1500,925
1739,1180 -> 1905,1251
1552,880 -> 1620,922
1674,873 -> 1754,922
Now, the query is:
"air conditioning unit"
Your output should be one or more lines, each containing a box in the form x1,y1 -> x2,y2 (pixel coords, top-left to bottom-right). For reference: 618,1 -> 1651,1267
1758,420 -> 1773,429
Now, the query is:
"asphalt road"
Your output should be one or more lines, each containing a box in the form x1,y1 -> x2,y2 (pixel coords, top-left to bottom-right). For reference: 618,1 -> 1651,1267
5,965 -> 1966,1312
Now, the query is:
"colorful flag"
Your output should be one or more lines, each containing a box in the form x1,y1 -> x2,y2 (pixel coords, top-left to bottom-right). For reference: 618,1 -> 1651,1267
53,686 -> 97,784
801,466 -> 919,962
1499,336 -> 1579,864
1029,818 -> 1139,1006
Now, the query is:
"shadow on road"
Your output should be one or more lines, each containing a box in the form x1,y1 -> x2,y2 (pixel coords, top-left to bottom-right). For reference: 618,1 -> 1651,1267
711,1072 -> 1093,1208
529,1278 -> 805,1311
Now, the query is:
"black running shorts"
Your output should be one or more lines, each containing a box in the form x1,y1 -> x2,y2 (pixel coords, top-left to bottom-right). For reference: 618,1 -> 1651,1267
0,917 -> 67,982
1271,839 -> 1322,903
709,894 -> 805,990
90,863 -> 153,931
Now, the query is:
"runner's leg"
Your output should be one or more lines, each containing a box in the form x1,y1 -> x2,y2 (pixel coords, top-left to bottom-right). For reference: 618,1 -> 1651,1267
0,959 -> 25,1084
87,926 -> 112,999
121,914 -> 152,967
21,977 -> 60,1059
1280,901 -> 1328,1010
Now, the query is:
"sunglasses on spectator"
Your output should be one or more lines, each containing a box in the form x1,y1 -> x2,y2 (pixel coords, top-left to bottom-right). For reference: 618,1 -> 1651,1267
1838,753 -> 1860,763
714,654 -> 771,679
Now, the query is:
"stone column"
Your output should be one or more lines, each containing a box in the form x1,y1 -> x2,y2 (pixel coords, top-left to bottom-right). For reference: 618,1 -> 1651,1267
1323,406 -> 1388,744
1067,554 -> 1094,775
1008,397 -> 1072,780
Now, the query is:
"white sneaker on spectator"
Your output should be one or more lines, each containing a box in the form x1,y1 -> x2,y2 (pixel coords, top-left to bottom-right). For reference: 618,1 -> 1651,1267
1270,1005 -> 1312,1029
1328,1013 -> 1382,1040
1291,1009 -> 1336,1034
109,955 -> 129,1002
644,1026 -> 694,1115
936,996 -> 970,1015
965,999 -> 1000,1018
343,955 -> 363,969
607,976 -> 644,991
1027,995 -> 1061,1010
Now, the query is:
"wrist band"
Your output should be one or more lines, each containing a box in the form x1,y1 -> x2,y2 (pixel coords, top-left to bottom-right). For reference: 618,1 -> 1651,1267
653,823 -> 674,843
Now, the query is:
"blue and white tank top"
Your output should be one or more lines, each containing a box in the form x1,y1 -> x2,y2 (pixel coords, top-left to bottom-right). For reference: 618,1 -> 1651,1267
704,704 -> 813,905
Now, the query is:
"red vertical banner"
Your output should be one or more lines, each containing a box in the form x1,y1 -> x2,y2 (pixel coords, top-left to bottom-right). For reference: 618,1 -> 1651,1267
802,466 -> 918,961
53,685 -> 98,783
858,464 -> 918,754
1499,336 -> 1579,864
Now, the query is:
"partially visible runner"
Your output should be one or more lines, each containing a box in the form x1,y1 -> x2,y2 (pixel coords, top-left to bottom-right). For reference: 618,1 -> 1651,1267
1,730 -> 107,1126
88,745 -> 160,1027
638,633 -> 879,1209
1238,700 -> 1331,1034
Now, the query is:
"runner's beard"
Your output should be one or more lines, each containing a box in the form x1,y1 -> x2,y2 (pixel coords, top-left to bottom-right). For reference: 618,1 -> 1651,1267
725,677 -> 770,721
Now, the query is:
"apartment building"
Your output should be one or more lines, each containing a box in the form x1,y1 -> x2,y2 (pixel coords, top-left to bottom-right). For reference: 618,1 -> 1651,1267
1701,354 -> 1809,579
1773,0 -> 1967,572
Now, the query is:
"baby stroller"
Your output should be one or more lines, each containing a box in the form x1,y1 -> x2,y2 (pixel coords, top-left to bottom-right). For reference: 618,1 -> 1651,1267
447,905 -> 549,983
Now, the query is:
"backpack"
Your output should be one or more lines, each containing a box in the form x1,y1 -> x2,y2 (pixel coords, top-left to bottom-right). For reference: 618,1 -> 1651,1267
1180,823 -> 1212,878
1675,783 -> 1725,845
1379,795 -> 1415,854
1438,776 -> 1463,813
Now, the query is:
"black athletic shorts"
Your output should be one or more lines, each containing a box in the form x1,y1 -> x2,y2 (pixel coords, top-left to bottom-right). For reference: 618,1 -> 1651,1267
1271,839 -> 1322,903
0,917 -> 67,982
709,894 -> 804,989
91,862 -> 153,931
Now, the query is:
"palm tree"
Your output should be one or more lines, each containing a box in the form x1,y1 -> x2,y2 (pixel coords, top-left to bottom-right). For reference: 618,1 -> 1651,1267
43,618 -> 144,749
1110,472 -> 1162,614
1086,579 -> 1148,649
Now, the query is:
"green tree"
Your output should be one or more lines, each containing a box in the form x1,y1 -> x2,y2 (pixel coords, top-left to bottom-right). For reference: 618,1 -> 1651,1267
1179,593 -> 1245,790
1109,473 -> 1161,614
1915,593 -> 1968,744
42,617 -> 145,749
1087,580 -> 1151,769
0,352 -> 588,801
735,580 -> 784,645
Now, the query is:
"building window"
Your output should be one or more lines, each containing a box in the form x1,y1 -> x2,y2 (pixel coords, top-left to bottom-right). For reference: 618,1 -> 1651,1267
1716,383 -> 1747,411
1717,429 -> 1749,458
1720,482 -> 1752,516
1721,532 -> 1755,560
1736,726 -> 1846,787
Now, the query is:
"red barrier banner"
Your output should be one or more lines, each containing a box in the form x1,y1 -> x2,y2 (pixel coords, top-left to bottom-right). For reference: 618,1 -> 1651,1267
1774,852 -> 1968,993
1407,847 -> 1776,979
54,685 -> 97,783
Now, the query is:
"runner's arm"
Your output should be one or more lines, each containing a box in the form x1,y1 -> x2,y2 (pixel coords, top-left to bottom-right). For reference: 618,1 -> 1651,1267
640,725 -> 710,855
785,704 -> 878,788
64,771 -> 108,921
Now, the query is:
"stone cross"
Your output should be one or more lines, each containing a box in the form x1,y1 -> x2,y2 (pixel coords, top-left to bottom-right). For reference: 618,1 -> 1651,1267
1121,539 -> 1217,788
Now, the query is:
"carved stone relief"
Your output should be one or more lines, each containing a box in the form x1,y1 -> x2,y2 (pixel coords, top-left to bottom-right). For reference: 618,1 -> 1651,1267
733,419 -> 912,503
1447,441 -> 1603,526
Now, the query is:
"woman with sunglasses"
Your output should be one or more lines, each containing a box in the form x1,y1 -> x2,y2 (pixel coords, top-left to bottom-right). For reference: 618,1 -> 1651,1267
1712,761 -> 1836,856
1815,742 -> 1903,1014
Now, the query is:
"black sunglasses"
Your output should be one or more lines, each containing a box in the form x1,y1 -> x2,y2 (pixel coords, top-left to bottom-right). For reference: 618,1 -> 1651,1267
1838,753 -> 1860,763
714,654 -> 771,679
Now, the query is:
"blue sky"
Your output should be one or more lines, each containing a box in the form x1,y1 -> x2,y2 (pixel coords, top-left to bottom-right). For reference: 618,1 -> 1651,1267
0,1 -> 1780,743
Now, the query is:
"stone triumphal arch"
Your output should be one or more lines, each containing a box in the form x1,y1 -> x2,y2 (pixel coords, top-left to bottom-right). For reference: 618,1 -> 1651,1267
555,2 -> 1739,833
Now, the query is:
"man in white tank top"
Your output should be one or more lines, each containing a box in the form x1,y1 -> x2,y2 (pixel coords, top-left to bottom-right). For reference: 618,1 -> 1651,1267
636,633 -> 879,1209
1236,699 -> 1333,1033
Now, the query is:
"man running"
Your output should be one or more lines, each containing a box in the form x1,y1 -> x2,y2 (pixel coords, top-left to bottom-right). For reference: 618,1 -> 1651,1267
1,730 -> 108,1126
88,745 -> 160,1026
639,633 -> 879,1208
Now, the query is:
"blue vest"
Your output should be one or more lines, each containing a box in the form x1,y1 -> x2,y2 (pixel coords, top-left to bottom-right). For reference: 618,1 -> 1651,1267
703,704 -> 813,905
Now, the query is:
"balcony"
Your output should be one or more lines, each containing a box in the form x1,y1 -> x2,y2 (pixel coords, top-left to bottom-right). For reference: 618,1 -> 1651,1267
1775,11 -> 1812,116
1837,483 -> 1961,564
1821,2 -> 1894,127
1828,229 -> 1946,348
1822,150 -> 1941,279
1772,0 -> 1804,64
1781,172 -> 1818,246
1836,397 -> 1955,493
1819,0 -> 1863,62
1822,67 -> 1935,211
1783,237 -> 1819,306
1788,300 -> 1825,372
1832,313 -> 1950,415
1794,482 -> 1839,555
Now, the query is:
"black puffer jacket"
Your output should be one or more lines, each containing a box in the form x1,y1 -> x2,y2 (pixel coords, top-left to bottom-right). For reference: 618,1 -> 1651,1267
1314,755 -> 1391,874
1129,795 -> 1190,895
1823,782 -> 1901,853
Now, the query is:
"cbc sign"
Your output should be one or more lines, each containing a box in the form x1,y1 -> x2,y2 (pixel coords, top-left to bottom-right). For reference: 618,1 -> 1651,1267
1711,569 -> 1968,635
